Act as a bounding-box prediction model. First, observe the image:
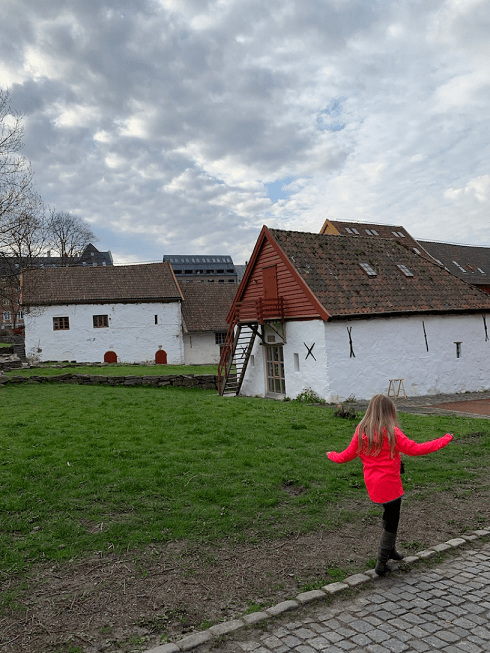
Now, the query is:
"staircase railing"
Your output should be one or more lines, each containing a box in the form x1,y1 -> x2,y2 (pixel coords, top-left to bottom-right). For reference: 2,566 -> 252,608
217,296 -> 285,396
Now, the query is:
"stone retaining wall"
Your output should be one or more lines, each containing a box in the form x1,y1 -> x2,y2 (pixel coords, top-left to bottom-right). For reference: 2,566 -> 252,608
0,354 -> 21,370
0,372 -> 220,390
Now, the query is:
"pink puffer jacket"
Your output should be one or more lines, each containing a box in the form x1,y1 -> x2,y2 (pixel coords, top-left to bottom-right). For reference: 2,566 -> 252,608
328,427 -> 453,504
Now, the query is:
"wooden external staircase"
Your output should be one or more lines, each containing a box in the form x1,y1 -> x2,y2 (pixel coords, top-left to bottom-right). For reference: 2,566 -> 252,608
218,297 -> 284,396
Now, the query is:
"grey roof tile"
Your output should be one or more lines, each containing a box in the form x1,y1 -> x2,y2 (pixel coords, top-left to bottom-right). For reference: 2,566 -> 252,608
22,263 -> 181,305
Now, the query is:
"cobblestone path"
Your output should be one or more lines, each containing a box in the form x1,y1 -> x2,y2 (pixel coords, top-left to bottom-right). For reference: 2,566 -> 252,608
147,538 -> 490,653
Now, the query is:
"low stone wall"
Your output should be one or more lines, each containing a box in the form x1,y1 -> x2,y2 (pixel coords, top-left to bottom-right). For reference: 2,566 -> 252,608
0,354 -> 21,370
0,372 -> 219,390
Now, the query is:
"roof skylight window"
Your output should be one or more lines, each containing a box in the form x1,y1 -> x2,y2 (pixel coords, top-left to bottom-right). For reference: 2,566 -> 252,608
352,228 -> 360,234
478,268 -> 485,274
365,229 -> 372,235
413,248 -> 421,254
345,227 -> 353,233
371,229 -> 379,235
359,262 -> 377,276
452,261 -> 467,273
397,264 -> 414,277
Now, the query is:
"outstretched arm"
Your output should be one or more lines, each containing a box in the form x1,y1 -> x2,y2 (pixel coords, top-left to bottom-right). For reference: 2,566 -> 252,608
327,430 -> 359,463
396,428 -> 453,456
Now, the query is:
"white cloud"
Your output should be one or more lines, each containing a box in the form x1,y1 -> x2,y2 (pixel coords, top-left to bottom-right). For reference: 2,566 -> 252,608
465,175 -> 490,202
432,71 -> 490,111
446,175 -> 490,203
1,0 -> 489,265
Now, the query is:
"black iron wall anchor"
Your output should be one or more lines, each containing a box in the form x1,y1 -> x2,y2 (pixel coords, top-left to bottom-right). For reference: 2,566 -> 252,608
304,342 -> 316,361
422,320 -> 429,352
347,327 -> 355,358
484,315 -> 489,342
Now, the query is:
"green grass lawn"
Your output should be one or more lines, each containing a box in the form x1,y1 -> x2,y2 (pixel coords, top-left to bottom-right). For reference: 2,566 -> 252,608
4,363 -> 218,377
0,383 -> 488,576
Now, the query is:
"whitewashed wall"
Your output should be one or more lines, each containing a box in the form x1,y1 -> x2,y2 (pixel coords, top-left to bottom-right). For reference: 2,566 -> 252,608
184,332 -> 222,364
240,320 -> 328,399
24,302 -> 184,364
240,313 -> 490,401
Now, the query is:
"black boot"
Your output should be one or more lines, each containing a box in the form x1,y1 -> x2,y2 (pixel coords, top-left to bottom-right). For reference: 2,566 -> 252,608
375,530 -> 397,576
389,547 -> 404,561
382,520 -> 404,561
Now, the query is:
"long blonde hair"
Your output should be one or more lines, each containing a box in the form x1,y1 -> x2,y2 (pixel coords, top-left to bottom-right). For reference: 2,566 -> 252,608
357,394 -> 398,457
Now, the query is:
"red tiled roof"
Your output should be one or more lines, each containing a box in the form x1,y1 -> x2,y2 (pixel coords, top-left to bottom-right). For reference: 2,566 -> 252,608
269,229 -> 490,318
180,283 -> 237,332
22,263 -> 182,306
320,219 -> 434,261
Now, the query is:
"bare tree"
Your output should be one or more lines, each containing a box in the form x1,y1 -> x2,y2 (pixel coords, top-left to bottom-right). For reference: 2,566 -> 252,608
0,89 -> 33,228
0,194 -> 49,330
48,210 -> 98,264
0,89 -> 99,331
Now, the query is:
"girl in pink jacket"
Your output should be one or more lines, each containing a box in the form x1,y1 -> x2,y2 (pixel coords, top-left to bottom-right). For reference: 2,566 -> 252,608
327,394 -> 453,576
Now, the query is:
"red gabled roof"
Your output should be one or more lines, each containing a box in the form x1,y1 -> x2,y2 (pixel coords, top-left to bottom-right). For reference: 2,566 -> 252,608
228,226 -> 331,323
231,227 -> 490,322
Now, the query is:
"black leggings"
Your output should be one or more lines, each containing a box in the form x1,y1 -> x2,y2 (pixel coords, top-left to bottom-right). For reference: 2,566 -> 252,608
382,497 -> 402,534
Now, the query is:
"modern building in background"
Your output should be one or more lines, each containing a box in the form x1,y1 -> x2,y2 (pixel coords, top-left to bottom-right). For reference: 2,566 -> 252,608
162,255 -> 238,283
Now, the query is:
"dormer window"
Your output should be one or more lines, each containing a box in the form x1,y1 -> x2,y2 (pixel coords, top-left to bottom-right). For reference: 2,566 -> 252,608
359,262 -> 377,276
397,264 -> 414,277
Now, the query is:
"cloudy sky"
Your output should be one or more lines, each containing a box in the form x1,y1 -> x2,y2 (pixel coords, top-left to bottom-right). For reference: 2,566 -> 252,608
2,0 -> 490,264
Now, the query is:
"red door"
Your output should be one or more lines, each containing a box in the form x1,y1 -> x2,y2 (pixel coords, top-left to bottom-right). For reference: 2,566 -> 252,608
262,265 -> 278,299
155,349 -> 167,364
104,351 -> 117,363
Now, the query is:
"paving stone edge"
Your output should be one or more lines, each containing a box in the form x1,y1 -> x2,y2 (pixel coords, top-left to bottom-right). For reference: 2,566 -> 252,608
142,528 -> 490,653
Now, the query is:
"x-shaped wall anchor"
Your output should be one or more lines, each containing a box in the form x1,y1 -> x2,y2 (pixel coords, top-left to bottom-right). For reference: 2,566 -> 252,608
304,342 -> 316,360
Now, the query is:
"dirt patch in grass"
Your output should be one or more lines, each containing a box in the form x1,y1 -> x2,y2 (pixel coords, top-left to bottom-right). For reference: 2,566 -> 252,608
1,488 -> 489,653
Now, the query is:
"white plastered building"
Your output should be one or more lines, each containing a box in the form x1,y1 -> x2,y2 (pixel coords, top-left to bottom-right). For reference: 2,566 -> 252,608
219,227 -> 490,402
22,263 -> 185,365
